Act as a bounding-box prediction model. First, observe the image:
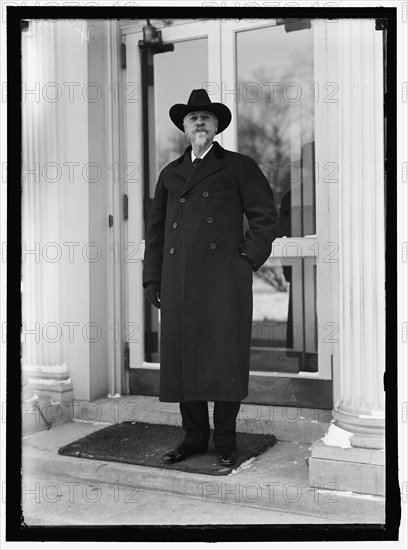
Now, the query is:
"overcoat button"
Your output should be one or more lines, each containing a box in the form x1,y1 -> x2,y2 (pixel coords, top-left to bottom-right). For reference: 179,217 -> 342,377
209,243 -> 216,250
206,217 -> 213,224
202,191 -> 209,198
173,222 -> 178,229
179,197 -> 186,203
170,248 -> 175,254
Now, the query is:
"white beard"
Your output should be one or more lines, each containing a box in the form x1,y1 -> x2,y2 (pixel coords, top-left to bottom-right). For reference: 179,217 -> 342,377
189,131 -> 214,156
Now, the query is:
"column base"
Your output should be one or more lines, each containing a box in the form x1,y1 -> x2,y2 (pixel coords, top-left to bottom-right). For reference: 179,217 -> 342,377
309,439 -> 385,496
28,381 -> 74,404
23,363 -> 74,403
333,406 -> 385,450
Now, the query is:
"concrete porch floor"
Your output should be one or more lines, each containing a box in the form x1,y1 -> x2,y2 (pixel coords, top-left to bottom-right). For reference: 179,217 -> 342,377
21,396 -> 385,526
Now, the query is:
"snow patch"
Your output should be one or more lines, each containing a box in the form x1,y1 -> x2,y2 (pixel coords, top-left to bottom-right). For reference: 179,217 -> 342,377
25,393 -> 39,403
337,491 -> 384,500
231,457 -> 256,474
28,377 -> 72,385
321,424 -> 353,449
359,410 -> 385,419
92,421 -> 113,425
23,363 -> 68,374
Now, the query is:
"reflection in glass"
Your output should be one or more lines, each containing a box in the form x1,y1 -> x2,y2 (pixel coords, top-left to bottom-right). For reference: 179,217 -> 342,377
236,24 -> 318,373
251,258 -> 317,373
236,24 -> 315,238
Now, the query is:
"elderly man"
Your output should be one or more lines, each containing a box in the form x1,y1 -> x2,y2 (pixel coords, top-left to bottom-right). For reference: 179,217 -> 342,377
143,89 -> 278,466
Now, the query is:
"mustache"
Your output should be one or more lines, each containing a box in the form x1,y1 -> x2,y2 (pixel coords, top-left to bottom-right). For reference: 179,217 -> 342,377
194,127 -> 208,133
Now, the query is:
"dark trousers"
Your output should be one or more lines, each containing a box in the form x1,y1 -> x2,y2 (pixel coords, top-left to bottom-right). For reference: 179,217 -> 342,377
180,401 -> 241,452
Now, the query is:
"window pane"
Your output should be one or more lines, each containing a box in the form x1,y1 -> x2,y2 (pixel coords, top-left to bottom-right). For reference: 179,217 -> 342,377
153,38 -> 208,176
148,37 -> 208,363
251,258 -> 318,373
236,24 -> 317,373
236,25 -> 315,238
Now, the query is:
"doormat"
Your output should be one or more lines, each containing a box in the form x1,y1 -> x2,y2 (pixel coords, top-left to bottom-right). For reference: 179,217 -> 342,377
58,422 -> 277,476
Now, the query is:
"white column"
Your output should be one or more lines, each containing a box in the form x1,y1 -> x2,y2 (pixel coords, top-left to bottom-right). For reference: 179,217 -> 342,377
22,21 -> 72,400
332,18 -> 385,450
309,19 -> 386,496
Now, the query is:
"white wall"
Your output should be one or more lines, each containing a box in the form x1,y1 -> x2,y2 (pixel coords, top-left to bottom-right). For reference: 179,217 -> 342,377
57,20 -> 92,399
87,20 -> 114,400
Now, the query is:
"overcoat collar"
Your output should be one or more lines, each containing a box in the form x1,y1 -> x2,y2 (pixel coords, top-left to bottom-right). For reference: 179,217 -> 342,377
174,141 -> 226,197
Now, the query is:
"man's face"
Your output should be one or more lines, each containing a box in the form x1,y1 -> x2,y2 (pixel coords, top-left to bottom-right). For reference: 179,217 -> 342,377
183,111 -> 218,149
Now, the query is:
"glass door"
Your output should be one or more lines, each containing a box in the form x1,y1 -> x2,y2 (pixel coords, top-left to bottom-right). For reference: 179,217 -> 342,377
144,21 -> 221,363
123,20 -> 221,374
221,19 -> 333,387
236,22 -> 316,374
123,19 -> 334,406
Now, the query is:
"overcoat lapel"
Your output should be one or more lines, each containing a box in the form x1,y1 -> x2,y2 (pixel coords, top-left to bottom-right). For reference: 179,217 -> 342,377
173,142 -> 226,198
172,148 -> 194,182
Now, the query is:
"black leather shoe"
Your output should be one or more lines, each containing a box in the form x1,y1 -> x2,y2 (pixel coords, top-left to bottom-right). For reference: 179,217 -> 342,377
218,450 -> 238,467
161,445 -> 206,464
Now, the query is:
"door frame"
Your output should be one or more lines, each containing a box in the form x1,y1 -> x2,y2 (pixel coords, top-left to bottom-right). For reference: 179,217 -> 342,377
219,18 -> 335,381
119,18 -> 338,405
120,19 -> 224,381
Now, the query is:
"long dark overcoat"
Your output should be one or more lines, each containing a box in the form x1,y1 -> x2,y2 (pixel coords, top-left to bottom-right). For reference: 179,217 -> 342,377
143,141 -> 278,402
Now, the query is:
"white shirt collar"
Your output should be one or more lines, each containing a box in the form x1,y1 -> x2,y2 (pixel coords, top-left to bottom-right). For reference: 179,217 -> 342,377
191,142 -> 214,163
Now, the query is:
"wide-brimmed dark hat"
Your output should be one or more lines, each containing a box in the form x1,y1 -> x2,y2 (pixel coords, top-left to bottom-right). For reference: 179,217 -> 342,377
169,89 -> 232,134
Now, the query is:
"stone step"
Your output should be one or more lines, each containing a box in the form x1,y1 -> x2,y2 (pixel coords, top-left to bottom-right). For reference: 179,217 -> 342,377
22,396 -> 331,444
22,421 -> 385,524
22,470 -> 330,526
67,395 -> 331,444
